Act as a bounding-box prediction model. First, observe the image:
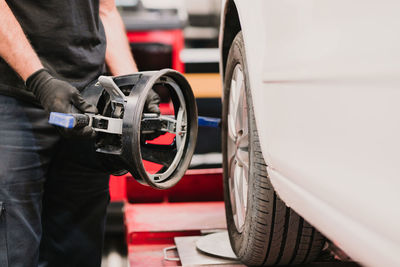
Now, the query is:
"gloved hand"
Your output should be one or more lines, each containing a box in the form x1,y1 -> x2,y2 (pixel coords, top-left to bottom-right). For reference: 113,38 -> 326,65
144,89 -> 161,114
26,68 -> 98,138
142,89 -> 162,141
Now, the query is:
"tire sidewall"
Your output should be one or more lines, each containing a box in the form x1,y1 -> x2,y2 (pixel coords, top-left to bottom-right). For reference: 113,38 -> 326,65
222,32 -> 258,259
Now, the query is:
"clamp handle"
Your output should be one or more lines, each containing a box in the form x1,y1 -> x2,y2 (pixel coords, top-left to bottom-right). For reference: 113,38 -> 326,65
49,112 -> 90,129
49,112 -> 123,134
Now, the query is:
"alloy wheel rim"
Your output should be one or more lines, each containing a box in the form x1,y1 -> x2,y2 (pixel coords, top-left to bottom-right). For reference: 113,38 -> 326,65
227,64 -> 249,233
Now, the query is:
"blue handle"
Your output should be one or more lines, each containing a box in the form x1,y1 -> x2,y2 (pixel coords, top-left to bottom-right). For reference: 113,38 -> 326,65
49,112 -> 75,128
49,112 -> 90,129
198,116 -> 221,128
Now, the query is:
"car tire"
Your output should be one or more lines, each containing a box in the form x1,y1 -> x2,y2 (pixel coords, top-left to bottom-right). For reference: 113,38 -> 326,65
222,32 -> 325,266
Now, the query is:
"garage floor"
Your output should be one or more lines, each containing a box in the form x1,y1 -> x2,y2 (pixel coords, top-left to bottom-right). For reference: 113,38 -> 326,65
102,198 -> 361,267
126,201 -> 226,266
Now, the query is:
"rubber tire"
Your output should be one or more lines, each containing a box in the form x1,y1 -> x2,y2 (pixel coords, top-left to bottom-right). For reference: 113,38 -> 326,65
222,32 -> 325,266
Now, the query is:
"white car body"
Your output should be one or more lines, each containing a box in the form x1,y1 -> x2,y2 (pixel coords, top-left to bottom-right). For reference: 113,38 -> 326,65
219,1 -> 400,266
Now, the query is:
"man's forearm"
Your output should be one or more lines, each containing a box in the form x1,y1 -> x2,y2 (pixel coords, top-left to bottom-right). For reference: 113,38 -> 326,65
0,0 -> 43,81
100,1 -> 138,76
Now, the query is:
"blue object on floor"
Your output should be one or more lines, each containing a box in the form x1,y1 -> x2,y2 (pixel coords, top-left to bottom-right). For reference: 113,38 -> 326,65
198,116 -> 221,128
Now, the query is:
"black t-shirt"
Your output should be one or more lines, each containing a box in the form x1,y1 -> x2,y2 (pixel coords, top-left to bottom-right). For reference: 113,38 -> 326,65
0,0 -> 107,103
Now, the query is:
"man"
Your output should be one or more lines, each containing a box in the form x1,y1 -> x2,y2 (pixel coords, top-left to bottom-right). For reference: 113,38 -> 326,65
0,0 -> 157,266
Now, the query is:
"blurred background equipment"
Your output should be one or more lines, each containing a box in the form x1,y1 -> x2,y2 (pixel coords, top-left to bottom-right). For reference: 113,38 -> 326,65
117,0 -> 186,72
184,0 -> 221,48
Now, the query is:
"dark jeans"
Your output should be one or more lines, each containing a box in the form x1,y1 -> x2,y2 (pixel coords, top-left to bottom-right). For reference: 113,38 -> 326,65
0,95 -> 110,267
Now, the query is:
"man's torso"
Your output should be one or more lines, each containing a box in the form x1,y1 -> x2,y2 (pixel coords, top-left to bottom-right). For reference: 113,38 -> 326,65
0,0 -> 107,102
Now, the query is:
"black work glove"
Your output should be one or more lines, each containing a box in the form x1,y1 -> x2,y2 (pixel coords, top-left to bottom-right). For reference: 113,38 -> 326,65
26,69 -> 98,138
144,89 -> 161,114
142,89 -> 162,141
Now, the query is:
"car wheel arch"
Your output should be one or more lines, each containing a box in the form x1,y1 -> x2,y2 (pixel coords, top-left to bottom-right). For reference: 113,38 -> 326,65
220,0 -> 241,81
